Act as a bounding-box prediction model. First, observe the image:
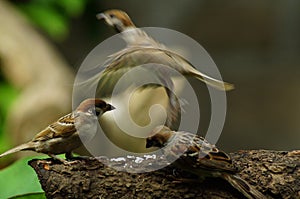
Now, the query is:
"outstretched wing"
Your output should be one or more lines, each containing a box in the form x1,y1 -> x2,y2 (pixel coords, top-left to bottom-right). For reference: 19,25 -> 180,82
80,46 -> 233,99
104,47 -> 234,91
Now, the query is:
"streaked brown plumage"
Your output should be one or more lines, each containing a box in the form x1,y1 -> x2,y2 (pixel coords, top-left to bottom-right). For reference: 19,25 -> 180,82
95,9 -> 234,128
97,10 -> 135,33
97,9 -> 234,89
146,126 -> 266,199
0,98 -> 114,164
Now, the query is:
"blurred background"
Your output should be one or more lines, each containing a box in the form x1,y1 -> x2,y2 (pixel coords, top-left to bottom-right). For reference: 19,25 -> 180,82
1,0 -> 300,168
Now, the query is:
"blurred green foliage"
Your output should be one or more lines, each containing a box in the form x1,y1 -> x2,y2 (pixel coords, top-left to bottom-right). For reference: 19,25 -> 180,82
0,0 -> 89,158
9,193 -> 46,199
0,82 -> 19,119
13,0 -> 88,41
0,82 -> 19,156
0,0 -> 91,197
0,157 -> 45,199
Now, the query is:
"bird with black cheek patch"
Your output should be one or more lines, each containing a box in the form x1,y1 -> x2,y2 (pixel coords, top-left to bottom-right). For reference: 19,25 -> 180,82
94,9 -> 234,128
96,9 -> 234,90
146,126 -> 267,199
77,9 -> 234,154
0,98 -> 114,164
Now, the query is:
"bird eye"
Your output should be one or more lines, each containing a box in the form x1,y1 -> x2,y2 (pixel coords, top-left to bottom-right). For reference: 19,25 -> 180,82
88,108 -> 96,115
109,14 -> 115,18
95,110 -> 101,116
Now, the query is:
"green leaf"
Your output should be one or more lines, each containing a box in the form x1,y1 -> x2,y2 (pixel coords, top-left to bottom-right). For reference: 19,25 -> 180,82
19,4 -> 68,40
0,128 -> 11,157
56,0 -> 87,16
0,157 -> 44,199
0,83 -> 19,155
9,192 -> 46,199
0,83 -> 19,116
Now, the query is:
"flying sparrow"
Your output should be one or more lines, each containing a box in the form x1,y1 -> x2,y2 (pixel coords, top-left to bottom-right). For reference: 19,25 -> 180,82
74,9 -> 233,154
0,98 -> 114,164
96,9 -> 234,91
146,126 -> 266,199
94,9 -> 234,128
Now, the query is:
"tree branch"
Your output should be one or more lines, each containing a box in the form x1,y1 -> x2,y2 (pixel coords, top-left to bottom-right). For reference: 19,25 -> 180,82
29,150 -> 300,199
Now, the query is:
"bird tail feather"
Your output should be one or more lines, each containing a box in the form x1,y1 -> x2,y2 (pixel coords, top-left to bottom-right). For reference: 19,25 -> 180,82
0,143 -> 35,158
222,174 -> 266,199
191,69 -> 234,91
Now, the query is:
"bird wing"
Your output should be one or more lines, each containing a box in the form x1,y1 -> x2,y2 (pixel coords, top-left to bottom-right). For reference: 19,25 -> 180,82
105,47 -> 233,91
78,45 -> 233,99
186,137 -> 236,172
171,132 -> 236,173
93,47 -> 171,98
104,47 -> 180,71
33,113 -> 77,141
97,65 -> 163,97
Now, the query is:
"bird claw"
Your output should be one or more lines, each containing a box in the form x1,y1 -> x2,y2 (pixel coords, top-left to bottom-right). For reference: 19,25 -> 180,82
170,168 -> 202,183
172,178 -> 201,184
37,160 -> 52,165
48,154 -> 78,165
62,159 -> 79,166
68,155 -> 93,161
172,168 -> 180,177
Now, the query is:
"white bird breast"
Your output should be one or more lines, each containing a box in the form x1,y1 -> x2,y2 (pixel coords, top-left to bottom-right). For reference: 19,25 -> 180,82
75,114 -> 99,144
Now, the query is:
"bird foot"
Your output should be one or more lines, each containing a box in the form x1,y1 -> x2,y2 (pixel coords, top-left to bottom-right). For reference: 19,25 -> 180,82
62,160 -> 79,166
48,154 -> 78,165
68,155 -> 94,161
36,160 -> 52,165
172,178 -> 201,184
170,168 -> 202,184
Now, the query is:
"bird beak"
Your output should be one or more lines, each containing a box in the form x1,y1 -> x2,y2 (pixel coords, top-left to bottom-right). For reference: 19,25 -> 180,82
107,104 -> 116,111
96,13 -> 107,20
145,139 -> 152,148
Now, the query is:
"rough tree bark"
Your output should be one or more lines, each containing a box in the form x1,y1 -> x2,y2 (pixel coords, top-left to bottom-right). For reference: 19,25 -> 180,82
29,149 -> 300,199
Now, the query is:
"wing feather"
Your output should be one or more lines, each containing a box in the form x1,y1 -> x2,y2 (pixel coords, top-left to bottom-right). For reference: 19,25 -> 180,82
33,113 -> 77,141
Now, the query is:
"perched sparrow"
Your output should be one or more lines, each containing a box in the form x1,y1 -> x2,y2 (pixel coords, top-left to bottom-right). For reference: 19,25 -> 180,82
0,98 -> 114,164
146,126 -> 266,199
77,9 -> 233,154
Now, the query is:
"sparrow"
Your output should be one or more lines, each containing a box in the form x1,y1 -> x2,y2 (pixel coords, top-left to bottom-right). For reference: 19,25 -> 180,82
146,126 -> 266,199
94,9 -> 234,128
74,9 -> 233,154
96,9 -> 234,91
0,98 -> 114,164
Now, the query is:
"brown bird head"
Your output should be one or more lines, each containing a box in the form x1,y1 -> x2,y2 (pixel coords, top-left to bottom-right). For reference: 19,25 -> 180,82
96,9 -> 135,33
146,125 -> 174,148
77,98 -> 115,117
